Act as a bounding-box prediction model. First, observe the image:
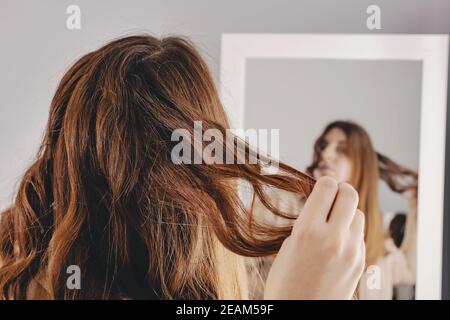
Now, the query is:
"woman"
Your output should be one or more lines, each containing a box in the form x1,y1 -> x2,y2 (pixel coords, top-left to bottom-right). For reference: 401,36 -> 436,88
307,121 -> 417,299
0,35 -> 365,299
252,121 -> 417,300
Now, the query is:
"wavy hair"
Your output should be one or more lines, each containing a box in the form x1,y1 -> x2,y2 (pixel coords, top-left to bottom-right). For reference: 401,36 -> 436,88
0,35 -> 315,299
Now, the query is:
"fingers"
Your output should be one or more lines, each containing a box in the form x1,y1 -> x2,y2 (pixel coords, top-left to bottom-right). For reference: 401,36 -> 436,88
298,176 -> 338,223
328,183 -> 359,228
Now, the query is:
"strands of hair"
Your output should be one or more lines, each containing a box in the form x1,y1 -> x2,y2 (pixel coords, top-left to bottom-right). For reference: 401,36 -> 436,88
0,35 -> 315,300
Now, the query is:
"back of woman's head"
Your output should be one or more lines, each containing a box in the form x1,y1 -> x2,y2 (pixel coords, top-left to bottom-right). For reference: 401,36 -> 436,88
0,35 -> 314,299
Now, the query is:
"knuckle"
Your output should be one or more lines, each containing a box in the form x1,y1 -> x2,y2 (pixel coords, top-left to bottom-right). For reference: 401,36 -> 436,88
316,176 -> 338,194
338,183 -> 359,203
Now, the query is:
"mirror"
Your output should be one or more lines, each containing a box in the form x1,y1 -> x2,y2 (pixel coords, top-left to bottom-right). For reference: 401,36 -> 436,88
220,34 -> 449,299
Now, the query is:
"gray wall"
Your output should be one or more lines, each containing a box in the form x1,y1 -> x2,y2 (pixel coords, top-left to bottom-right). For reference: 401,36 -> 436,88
0,0 -> 449,210
244,58 -> 422,218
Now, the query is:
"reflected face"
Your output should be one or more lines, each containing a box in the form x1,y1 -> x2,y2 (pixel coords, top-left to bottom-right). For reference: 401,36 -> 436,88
314,128 -> 352,183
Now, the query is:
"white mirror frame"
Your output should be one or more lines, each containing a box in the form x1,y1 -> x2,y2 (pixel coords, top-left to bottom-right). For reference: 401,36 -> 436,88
220,33 -> 449,299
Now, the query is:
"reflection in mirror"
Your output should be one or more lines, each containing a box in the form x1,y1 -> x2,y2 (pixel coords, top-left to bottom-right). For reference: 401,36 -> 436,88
245,58 -> 421,300
221,34 -> 450,299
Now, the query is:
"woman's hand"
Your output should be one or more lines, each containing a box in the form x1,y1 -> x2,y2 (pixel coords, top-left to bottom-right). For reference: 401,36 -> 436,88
264,176 -> 366,300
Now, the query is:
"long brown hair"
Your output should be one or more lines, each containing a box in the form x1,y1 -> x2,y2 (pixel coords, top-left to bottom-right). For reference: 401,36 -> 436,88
307,121 -> 417,266
0,35 -> 315,299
